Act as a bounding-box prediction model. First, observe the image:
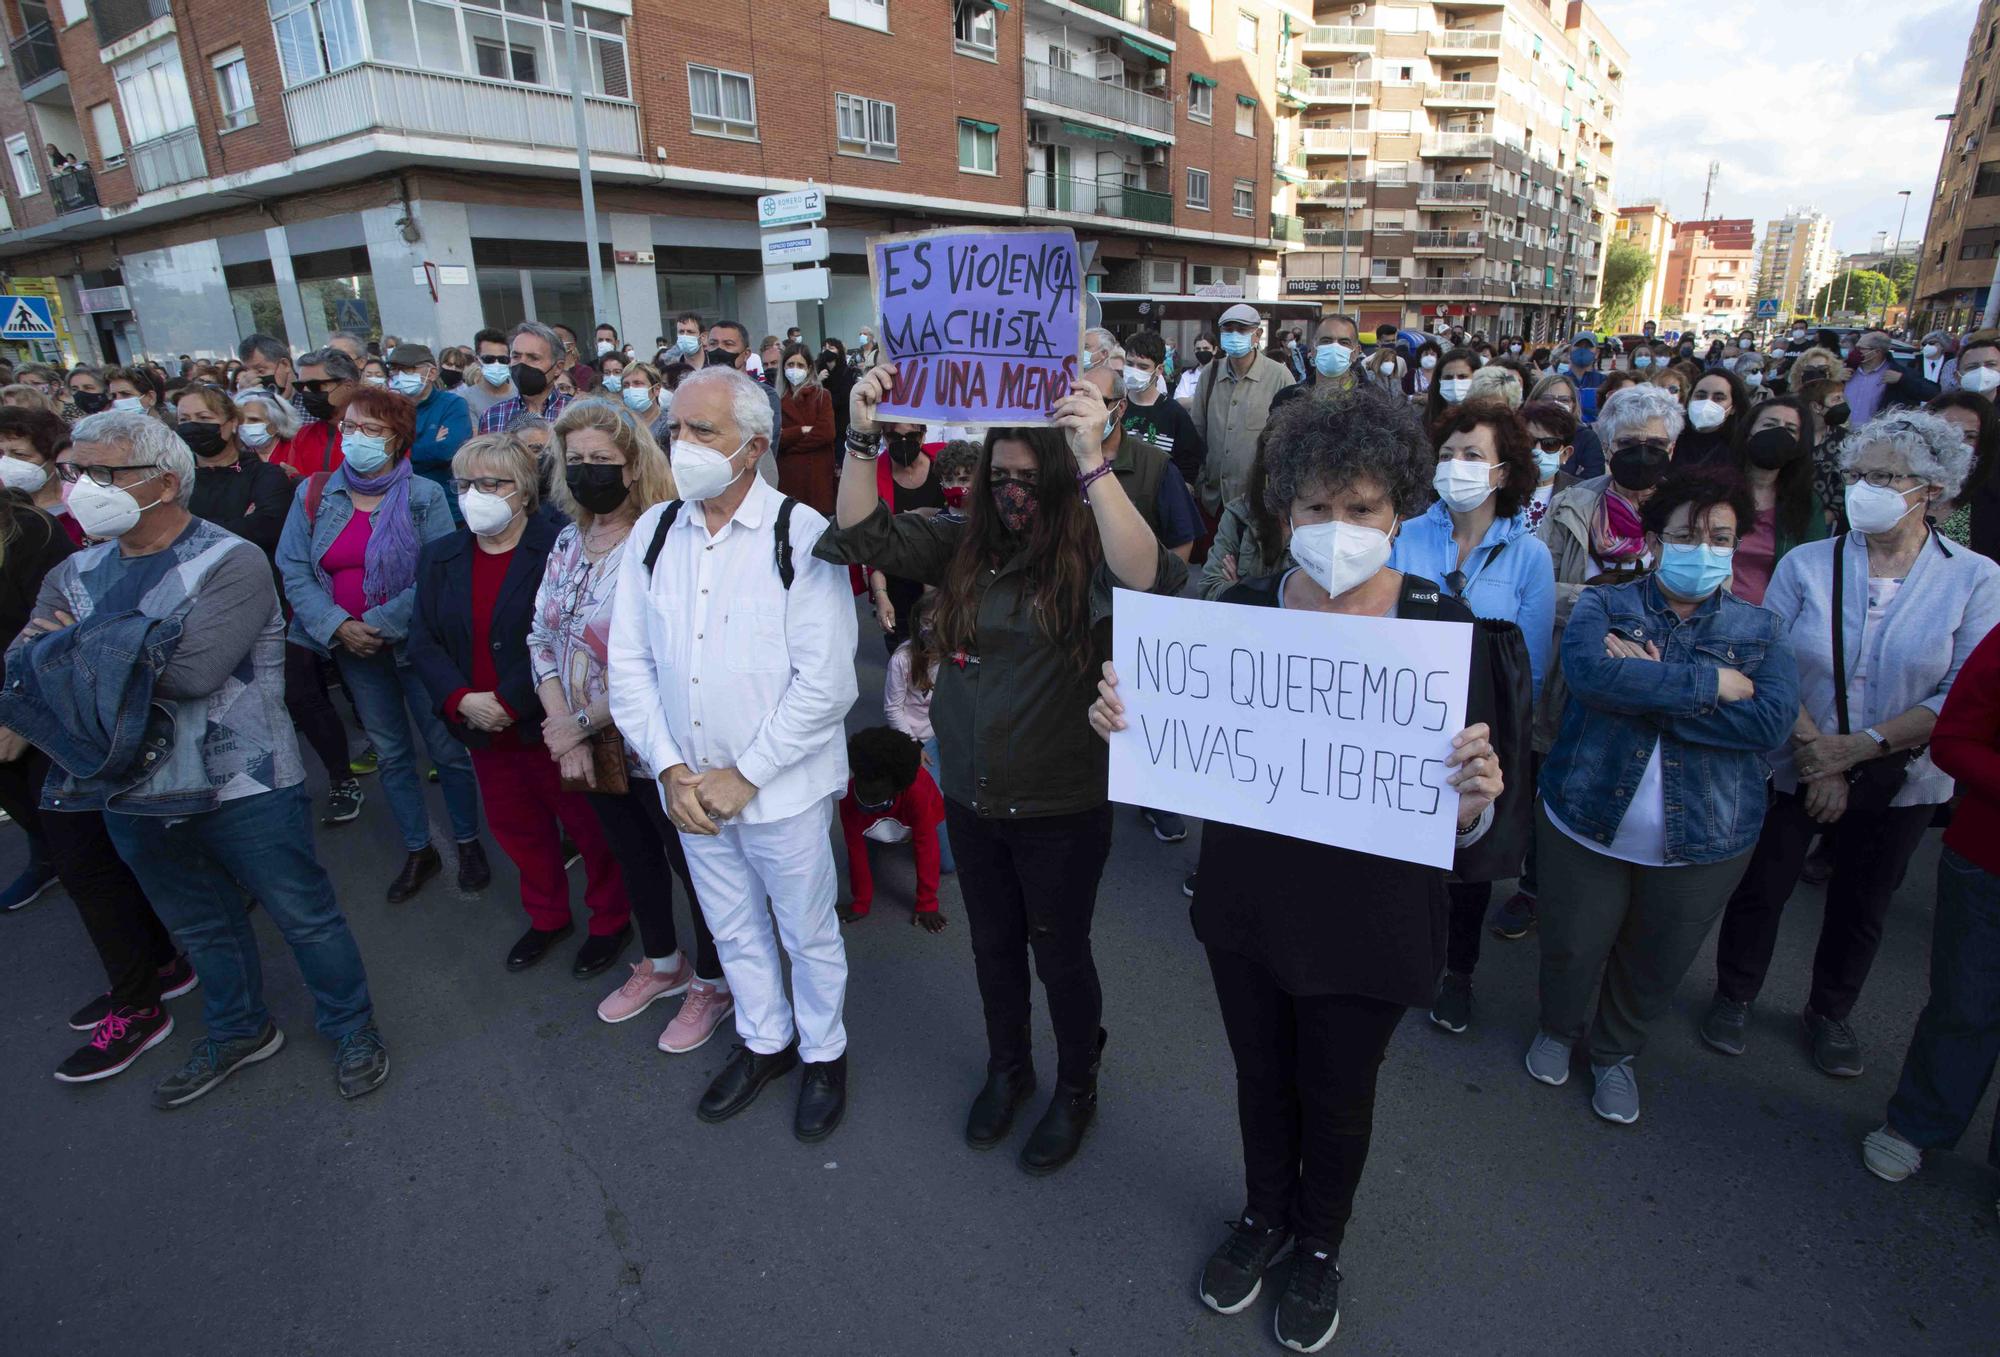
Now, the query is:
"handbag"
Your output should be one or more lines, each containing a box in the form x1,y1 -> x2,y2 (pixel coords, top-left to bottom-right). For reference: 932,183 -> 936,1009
561,728 -> 630,796
1829,539 -> 1920,814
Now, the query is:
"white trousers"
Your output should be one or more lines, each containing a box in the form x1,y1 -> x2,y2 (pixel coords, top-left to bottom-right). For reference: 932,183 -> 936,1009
679,797 -> 848,1063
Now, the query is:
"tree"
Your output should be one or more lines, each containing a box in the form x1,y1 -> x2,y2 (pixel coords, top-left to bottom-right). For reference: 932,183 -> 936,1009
1885,254 -> 1917,303
1596,236 -> 1655,332
1811,269 -> 1893,317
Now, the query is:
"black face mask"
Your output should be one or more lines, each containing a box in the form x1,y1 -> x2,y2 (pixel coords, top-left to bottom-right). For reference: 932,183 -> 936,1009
1746,426 -> 1802,470
887,433 -> 924,467
1195,349 -> 1215,365
510,362 -> 548,398
565,462 -> 631,515
299,389 -> 335,421
703,347 -> 737,369
258,375 -> 279,391
1823,402 -> 1850,428
1610,445 -> 1669,492
180,423 -> 227,458
72,389 -> 108,414
438,368 -> 465,389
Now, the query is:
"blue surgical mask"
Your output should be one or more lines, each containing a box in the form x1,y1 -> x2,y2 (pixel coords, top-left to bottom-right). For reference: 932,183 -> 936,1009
1633,355 -> 1654,369
1313,342 -> 1353,377
1219,331 -> 1255,358
1102,407 -> 1122,441
480,360 -> 510,386
675,334 -> 700,356
601,374 -> 624,393
1535,450 -> 1563,480
621,386 -> 652,412
1656,542 -> 1734,600
388,371 -> 425,398
341,430 -> 391,474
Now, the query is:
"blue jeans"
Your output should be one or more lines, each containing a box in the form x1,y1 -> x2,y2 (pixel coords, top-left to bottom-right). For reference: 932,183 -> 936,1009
922,736 -> 956,874
1886,847 -> 2000,1170
336,648 -> 479,852
105,785 -> 374,1042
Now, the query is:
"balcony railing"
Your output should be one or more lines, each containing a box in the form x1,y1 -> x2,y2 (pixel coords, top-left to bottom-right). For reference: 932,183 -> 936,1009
1302,26 -> 1374,49
1025,172 -> 1171,225
1421,133 -> 1494,157
8,21 -> 61,86
1303,228 -> 1366,248
1298,179 -> 1367,202
1406,277 -> 1489,297
1023,58 -> 1174,134
49,164 -> 99,212
282,62 -> 642,158
1302,78 -> 1373,103
89,0 -> 170,48
1417,180 -> 1490,205
1415,230 -> 1484,252
1428,29 -> 1502,54
130,127 -> 206,193
1270,213 -> 1304,244
1302,128 -> 1368,154
1066,0 -> 1175,41
1424,82 -> 1498,104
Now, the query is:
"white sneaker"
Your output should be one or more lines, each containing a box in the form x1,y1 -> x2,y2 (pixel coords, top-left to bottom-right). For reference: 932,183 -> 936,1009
1861,1125 -> 1922,1182
1591,1059 -> 1640,1125
1524,1031 -> 1572,1086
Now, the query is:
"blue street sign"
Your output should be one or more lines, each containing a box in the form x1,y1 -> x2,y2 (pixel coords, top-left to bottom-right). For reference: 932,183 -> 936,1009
1754,298 -> 1780,319
334,298 -> 371,331
0,295 -> 56,340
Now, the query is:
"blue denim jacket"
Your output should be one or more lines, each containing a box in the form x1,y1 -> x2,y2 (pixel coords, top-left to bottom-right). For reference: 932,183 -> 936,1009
1541,576 -> 1799,864
276,468 -> 457,658
0,609 -> 185,811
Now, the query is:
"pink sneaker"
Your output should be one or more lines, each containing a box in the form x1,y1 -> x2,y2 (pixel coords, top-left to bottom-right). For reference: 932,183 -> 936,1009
658,979 -> 733,1053
597,957 -> 693,1024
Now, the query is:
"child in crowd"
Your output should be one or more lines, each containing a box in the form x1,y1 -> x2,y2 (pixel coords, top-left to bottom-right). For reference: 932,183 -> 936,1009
934,439 -> 980,523
883,593 -> 954,875
838,726 -> 947,934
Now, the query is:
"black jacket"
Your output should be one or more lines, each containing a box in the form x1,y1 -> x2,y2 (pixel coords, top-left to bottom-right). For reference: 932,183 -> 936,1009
0,495 -> 75,684
190,453 -> 293,560
407,512 -> 560,749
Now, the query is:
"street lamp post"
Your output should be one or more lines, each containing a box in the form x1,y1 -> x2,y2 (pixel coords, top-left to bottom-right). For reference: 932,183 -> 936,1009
562,0 -> 610,333
1879,188 -> 1911,331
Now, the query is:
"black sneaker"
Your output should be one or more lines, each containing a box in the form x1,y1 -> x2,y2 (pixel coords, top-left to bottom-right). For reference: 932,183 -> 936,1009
322,778 -> 364,826
1274,1242 -> 1341,1352
335,1026 -> 390,1099
53,1006 -> 174,1083
151,1024 -> 285,1110
69,955 -> 199,1031
1803,1008 -> 1863,1077
1429,971 -> 1473,1034
1142,808 -> 1188,843
1489,890 -> 1536,940
1700,995 -> 1750,1056
1199,1215 -> 1292,1315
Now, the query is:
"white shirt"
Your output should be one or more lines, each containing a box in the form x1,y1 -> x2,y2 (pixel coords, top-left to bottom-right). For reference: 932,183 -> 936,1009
1547,740 -> 1680,868
607,477 -> 858,825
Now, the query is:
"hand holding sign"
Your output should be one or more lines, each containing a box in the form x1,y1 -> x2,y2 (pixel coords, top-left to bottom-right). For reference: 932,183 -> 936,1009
1051,381 -> 1110,471
850,362 -> 897,436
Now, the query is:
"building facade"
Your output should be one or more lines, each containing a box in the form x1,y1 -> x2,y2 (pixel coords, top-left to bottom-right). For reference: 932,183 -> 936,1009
1756,207 -> 1839,319
1912,0 -> 2000,331
1609,198 -> 1671,330
1274,0 -> 1625,340
0,0 -> 1329,363
1660,219 -> 1755,335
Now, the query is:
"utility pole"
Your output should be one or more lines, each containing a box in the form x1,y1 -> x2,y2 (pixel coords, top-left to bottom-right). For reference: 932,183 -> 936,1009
562,0 -> 609,332
1698,160 -> 1719,224
1879,189 -> 1911,331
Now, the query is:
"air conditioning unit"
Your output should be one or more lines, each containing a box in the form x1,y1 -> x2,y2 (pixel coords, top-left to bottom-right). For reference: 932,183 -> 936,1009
1088,36 -> 1121,56
1029,120 -> 1054,148
1142,146 -> 1168,166
1144,67 -> 1168,90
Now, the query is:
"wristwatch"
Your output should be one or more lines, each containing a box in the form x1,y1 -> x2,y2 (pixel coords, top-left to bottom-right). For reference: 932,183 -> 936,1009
1863,726 -> 1890,754
575,709 -> 593,732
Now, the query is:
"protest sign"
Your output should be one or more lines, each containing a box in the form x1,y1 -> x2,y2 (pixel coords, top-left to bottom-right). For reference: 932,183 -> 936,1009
1106,589 -> 1474,870
868,226 -> 1083,427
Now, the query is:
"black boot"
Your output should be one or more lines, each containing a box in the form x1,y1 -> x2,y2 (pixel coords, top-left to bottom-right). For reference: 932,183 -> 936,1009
697,1043 -> 799,1123
385,846 -> 441,903
457,839 -> 492,891
1019,1028 -> 1106,1176
794,1054 -> 848,1143
964,1062 -> 1037,1149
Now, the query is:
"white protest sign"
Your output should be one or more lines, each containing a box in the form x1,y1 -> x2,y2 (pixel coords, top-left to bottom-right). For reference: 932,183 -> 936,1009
1107,589 -> 1474,870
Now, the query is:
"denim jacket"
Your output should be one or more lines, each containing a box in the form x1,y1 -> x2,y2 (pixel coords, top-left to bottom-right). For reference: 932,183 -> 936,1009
1541,576 -> 1799,865
276,468 -> 457,658
0,610 -> 183,811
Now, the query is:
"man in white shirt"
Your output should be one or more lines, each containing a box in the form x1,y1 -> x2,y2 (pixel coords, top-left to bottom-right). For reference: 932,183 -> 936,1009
608,365 -> 859,1141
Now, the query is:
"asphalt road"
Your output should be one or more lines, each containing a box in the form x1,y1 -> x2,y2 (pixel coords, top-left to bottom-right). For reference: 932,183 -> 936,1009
3,603 -> 1997,1357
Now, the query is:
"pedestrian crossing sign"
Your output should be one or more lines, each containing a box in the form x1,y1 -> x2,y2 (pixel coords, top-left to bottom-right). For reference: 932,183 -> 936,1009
0,295 -> 56,339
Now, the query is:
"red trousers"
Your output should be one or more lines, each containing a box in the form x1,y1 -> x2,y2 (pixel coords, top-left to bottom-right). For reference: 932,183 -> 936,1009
470,745 -> 629,935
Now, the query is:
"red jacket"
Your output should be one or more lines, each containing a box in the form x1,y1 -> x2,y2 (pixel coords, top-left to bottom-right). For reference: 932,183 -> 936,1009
1931,623 -> 2000,875
269,421 -> 344,480
838,769 -> 944,915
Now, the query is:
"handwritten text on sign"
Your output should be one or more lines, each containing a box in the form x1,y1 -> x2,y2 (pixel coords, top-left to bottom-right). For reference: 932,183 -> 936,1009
1106,590 -> 1473,870
871,227 -> 1082,426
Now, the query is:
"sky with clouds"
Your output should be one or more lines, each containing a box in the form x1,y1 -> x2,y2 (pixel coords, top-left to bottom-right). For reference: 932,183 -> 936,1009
1588,0 -> 1971,255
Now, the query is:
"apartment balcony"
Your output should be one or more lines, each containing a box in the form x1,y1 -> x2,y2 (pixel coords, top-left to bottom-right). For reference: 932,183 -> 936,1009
48,165 -> 99,213
1421,133 -> 1494,158
1271,213 -> 1304,244
1298,179 -> 1368,206
1025,172 -> 1171,225
1024,58 -> 1175,137
8,20 -> 62,92
1300,26 -> 1374,53
1034,0 -> 1176,47
1423,82 -> 1498,109
1427,29 -> 1503,59
1406,277 -> 1490,298
1303,228 -> 1366,249
129,127 -> 206,194
1302,128 -> 1369,156
1414,229 -> 1485,254
1417,180 -> 1490,208
1300,78 -> 1374,106
282,62 -> 643,158
89,0 -> 170,48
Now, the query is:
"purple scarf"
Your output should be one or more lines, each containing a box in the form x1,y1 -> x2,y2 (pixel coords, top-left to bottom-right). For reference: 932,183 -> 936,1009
315,458 -> 422,610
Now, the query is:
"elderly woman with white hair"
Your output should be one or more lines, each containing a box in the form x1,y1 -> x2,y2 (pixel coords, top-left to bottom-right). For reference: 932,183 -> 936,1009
233,387 -> 303,464
1703,409 -> 2000,1079
1466,363 -> 1522,410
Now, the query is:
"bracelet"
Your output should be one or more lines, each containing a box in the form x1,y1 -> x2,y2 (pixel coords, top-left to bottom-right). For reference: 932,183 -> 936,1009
846,427 -> 882,451
1076,461 -> 1115,499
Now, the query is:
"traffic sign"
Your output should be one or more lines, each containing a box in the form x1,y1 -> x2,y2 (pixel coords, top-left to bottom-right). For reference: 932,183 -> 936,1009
1754,298 -> 1780,319
761,227 -> 830,267
764,267 -> 831,304
0,295 -> 56,339
334,297 -> 371,331
758,188 -> 826,229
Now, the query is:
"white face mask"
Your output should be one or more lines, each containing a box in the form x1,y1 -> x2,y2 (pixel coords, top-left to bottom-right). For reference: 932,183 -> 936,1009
1960,366 -> 2000,395
458,488 -> 519,537
1509,344 -> 1523,355
1378,360 -> 1396,375
597,341 -> 615,355
0,456 -> 48,492
1792,328 -> 1807,341
1534,449 -> 1563,481
67,469 -> 164,538
621,386 -> 653,412
670,436 -> 749,502
1844,479 -> 1923,535
1433,458 -> 1496,513
238,423 -> 273,448
1687,398 -> 1727,431
111,395 -> 145,413
1743,371 -> 1763,388
1121,367 -> 1155,395
1290,518 -> 1393,599
1419,354 -> 1437,371
1923,343 -> 1941,359
784,366 -> 810,387
362,376 -> 387,388
1439,377 -> 1472,403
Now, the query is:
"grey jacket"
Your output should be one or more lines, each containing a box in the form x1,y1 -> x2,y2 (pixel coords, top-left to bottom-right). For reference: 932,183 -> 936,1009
1199,496 -> 1291,601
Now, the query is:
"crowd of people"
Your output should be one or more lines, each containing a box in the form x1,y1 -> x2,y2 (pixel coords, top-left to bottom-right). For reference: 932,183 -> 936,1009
2,301 -> 1998,1354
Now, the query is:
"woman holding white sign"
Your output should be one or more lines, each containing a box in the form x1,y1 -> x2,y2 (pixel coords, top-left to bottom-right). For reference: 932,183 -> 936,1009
1087,383 -> 1518,1355
814,363 -> 1188,1177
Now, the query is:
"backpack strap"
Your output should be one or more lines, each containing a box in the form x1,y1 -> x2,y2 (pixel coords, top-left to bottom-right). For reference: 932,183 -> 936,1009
1397,572 -> 1446,620
774,497 -> 798,591
303,470 -> 332,525
642,501 -> 684,578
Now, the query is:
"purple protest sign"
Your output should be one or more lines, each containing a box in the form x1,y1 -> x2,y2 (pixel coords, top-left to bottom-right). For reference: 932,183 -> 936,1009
868,226 -> 1083,427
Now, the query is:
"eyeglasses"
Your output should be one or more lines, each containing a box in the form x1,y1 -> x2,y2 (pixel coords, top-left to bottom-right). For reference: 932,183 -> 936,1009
451,476 -> 517,495
1533,436 -> 1568,453
1840,469 -> 1921,488
296,378 -> 340,393
55,462 -> 159,487
338,421 -> 392,439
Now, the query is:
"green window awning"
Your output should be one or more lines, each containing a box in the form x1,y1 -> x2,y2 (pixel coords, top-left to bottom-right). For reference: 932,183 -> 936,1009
1190,73 -> 1218,87
989,0 -> 1008,9
1126,130 -> 1168,148
1122,35 -> 1170,62
1274,165 -> 1306,184
1237,93 -> 1257,106
960,118 -> 1000,134
1060,119 -> 1121,142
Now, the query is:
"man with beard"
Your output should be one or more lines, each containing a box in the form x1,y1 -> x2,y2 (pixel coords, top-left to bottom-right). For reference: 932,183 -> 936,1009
476,322 -> 572,434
